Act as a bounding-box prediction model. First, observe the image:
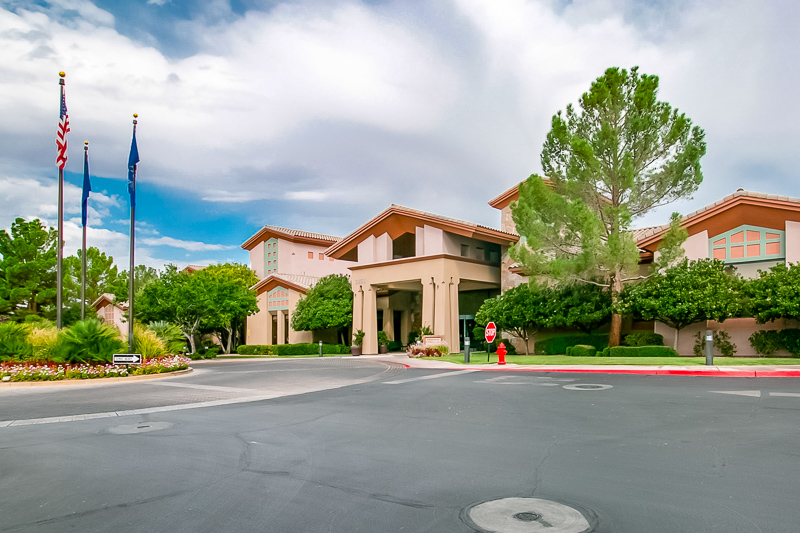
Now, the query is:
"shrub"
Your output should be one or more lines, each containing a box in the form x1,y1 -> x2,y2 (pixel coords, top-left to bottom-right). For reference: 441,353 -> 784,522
625,332 -> 664,347
407,343 -> 447,357
377,331 -> 389,346
571,344 -> 597,357
387,340 -> 403,352
26,326 -> 60,362
498,339 -> 516,355
353,330 -> 365,346
600,346 -> 679,357
693,331 -> 737,357
57,319 -> 126,364
0,322 -> 32,362
147,321 -> 186,354
778,329 -> 800,357
749,329 -> 800,357
534,334 -> 608,355
237,345 -> 273,355
134,324 -> 166,358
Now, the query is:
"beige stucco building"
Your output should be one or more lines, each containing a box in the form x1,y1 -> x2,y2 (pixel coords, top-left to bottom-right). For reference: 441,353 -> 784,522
91,293 -> 127,332
325,205 -> 518,355
242,225 -> 359,345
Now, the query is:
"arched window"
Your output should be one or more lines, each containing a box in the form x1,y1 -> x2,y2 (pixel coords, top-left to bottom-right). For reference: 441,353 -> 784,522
709,225 -> 784,263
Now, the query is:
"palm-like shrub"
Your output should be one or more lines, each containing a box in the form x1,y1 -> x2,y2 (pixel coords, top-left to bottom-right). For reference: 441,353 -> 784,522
147,321 -> 186,354
134,324 -> 165,358
0,322 -> 32,362
57,319 -> 125,364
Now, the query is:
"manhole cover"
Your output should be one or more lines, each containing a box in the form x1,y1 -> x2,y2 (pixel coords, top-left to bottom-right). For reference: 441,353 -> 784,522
562,384 -> 613,391
466,497 -> 592,533
106,421 -> 174,434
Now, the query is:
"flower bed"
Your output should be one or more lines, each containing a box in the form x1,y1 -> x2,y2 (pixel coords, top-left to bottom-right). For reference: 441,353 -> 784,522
0,355 -> 191,382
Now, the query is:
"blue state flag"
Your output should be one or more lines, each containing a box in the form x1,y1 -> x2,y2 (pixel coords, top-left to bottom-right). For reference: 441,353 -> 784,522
128,129 -> 139,207
81,145 -> 91,227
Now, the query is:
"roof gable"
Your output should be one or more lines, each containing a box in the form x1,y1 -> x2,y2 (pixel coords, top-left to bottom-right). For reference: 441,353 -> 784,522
242,225 -> 341,251
251,274 -> 315,296
325,205 -> 518,259
637,190 -> 800,250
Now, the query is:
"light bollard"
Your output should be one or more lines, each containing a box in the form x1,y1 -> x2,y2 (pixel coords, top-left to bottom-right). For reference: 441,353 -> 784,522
705,330 -> 713,366
464,337 -> 470,364
319,340 -> 323,358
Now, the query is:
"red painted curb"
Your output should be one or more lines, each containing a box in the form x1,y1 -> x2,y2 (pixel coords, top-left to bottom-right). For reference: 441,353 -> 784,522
451,367 -> 800,377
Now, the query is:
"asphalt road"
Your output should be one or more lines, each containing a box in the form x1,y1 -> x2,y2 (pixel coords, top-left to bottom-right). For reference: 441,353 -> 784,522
1,359 -> 799,533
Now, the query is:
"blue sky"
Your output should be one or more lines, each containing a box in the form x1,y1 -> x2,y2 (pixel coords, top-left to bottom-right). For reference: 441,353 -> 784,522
1,0 -> 799,273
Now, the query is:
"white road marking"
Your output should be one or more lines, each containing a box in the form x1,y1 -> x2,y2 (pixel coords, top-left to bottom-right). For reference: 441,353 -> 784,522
474,376 -> 560,386
384,369 -> 479,384
769,392 -> 800,397
710,390 -> 761,397
147,382 -> 259,393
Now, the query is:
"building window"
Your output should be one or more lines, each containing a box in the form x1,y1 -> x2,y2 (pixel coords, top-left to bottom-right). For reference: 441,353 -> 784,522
319,253 -> 324,260
308,252 -> 314,259
709,225 -> 784,263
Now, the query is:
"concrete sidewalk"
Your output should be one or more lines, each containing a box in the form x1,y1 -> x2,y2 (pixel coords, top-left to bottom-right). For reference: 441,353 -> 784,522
365,353 -> 800,377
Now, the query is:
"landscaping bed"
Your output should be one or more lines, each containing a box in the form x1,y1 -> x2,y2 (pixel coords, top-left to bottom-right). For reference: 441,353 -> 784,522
0,355 -> 191,382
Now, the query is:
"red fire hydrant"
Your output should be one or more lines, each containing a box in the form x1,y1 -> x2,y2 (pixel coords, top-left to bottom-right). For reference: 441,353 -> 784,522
497,342 -> 507,365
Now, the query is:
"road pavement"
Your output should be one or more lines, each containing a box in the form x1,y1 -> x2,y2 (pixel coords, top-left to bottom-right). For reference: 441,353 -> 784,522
1,357 -> 799,532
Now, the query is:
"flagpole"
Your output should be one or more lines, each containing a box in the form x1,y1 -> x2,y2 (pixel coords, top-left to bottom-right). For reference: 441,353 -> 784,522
81,141 -> 89,321
56,72 -> 66,329
128,114 -> 138,353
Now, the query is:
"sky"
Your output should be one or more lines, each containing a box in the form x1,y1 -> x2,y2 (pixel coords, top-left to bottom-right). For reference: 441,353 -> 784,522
1,0 -> 798,272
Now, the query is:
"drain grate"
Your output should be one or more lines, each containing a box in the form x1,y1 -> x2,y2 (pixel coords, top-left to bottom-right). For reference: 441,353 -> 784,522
514,512 -> 542,522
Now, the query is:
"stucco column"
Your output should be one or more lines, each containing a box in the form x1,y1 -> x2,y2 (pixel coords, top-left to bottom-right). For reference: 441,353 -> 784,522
265,310 -> 273,345
363,285 -> 378,354
449,277 -> 460,352
277,310 -> 286,345
352,285 -> 364,343
421,277 -> 435,333
434,277 -> 448,338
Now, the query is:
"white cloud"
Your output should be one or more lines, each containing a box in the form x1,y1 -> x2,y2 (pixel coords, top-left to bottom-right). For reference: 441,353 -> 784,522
140,235 -> 237,251
1,0 -> 798,244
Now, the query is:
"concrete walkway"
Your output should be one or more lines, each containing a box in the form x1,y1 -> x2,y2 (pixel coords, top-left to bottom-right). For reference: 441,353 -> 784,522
365,353 -> 800,377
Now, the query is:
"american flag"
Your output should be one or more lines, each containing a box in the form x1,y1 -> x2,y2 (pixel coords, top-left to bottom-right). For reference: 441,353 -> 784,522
56,92 -> 69,169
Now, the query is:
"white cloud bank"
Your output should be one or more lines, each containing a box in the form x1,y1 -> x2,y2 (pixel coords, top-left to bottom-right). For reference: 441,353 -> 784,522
1,0 -> 798,239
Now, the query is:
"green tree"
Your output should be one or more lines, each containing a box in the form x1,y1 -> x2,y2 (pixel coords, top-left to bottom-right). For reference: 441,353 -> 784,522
114,264 -> 159,303
136,265 -> 211,354
618,259 -> 743,351
511,66 -> 706,346
547,281 -> 612,333
746,263 -> 800,324
291,274 -> 353,345
475,283 -> 551,355
200,263 -> 258,353
0,218 -> 57,320
62,247 -> 126,324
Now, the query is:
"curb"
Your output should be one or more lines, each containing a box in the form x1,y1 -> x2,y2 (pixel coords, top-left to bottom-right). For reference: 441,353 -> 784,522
0,367 -> 194,388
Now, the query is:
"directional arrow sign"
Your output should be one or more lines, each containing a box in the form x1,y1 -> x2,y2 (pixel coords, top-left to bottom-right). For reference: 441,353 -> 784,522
113,353 -> 142,365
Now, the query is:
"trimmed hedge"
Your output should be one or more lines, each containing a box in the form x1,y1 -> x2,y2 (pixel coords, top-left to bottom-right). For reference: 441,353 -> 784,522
624,332 -> 664,347
236,344 -> 351,356
599,346 -> 679,357
535,334 -> 608,355
567,344 -> 597,357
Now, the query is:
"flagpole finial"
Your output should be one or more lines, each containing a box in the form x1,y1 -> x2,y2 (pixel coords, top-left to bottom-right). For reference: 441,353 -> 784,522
84,141 -> 89,151
59,71 -> 65,78
133,113 -> 138,125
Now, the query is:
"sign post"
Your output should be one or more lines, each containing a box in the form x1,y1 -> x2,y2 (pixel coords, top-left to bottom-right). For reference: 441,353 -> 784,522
485,322 -> 497,363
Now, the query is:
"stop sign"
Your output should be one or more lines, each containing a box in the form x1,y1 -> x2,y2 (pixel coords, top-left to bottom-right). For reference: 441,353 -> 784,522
484,322 -> 497,343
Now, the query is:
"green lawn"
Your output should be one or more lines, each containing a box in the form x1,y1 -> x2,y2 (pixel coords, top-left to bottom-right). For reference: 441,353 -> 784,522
427,352 -> 800,366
